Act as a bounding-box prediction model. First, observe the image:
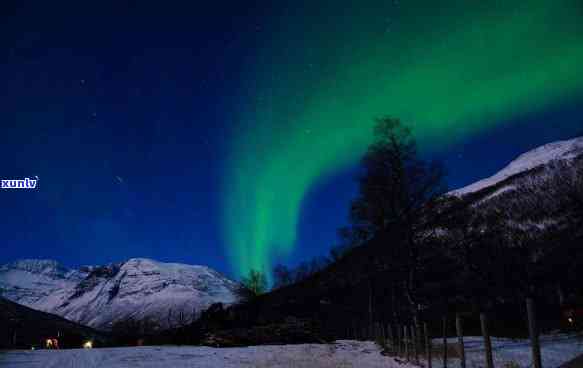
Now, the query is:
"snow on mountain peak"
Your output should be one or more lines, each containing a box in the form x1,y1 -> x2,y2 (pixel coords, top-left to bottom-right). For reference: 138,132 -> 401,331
0,258 -> 240,330
451,136 -> 583,196
0,259 -> 87,307
4,259 -> 65,274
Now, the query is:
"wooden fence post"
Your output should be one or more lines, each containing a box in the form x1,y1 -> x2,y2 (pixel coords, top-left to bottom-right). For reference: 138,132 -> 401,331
397,324 -> 402,356
405,325 -> 410,361
401,325 -> 406,359
416,321 -> 423,364
527,298 -> 543,368
381,322 -> 386,347
388,323 -> 395,353
442,316 -> 448,368
456,314 -> 466,368
382,322 -> 386,346
480,313 -> 494,368
412,324 -> 420,364
425,322 -> 432,368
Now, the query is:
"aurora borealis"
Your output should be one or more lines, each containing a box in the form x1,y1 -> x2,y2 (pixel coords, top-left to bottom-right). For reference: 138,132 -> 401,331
2,1 -> 583,280
224,0 -> 583,277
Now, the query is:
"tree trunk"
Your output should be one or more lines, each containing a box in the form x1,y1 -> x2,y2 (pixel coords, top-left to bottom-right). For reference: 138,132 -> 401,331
412,324 -> 419,364
388,323 -> 395,353
405,325 -> 410,361
415,317 -> 422,364
456,314 -> 466,368
442,316 -> 448,368
368,281 -> 373,334
480,313 -> 494,368
557,284 -> 565,306
527,297 -> 543,368
425,322 -> 432,368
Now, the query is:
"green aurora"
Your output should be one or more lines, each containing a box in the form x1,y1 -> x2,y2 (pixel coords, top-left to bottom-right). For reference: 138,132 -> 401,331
223,0 -> 583,278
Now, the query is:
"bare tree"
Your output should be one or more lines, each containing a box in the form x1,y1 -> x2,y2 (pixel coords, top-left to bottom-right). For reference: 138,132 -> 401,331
273,264 -> 293,289
348,117 -> 445,318
240,269 -> 267,296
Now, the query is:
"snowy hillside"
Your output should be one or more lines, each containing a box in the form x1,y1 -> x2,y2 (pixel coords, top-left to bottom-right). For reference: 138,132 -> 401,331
0,259 -> 88,306
0,258 -> 240,330
451,136 -> 583,196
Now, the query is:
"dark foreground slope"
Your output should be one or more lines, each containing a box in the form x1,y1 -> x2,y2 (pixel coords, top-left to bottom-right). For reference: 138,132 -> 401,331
0,297 -> 109,349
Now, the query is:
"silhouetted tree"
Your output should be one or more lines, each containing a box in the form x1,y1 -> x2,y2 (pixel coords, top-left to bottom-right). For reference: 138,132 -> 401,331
329,243 -> 351,262
348,117 -> 445,319
111,317 -> 161,346
273,264 -> 293,289
240,269 -> 267,296
293,262 -> 311,283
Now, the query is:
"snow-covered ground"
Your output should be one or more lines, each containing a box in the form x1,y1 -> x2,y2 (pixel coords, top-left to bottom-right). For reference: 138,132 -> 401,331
0,341 -> 400,368
1,335 -> 581,368
430,334 -> 583,368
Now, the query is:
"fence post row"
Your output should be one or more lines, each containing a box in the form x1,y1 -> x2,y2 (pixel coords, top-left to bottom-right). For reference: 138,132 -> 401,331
358,299 -> 544,368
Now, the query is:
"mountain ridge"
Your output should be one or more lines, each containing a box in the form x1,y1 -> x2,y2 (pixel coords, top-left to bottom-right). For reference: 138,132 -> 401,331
0,257 -> 240,331
450,136 -> 583,196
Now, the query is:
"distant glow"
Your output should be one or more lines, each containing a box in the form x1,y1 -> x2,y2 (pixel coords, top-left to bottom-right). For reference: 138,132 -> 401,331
223,0 -> 583,277
83,340 -> 93,349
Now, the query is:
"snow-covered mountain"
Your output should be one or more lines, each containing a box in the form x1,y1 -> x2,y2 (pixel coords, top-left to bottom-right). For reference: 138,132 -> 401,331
450,136 -> 583,198
0,259 -> 89,306
0,258 -> 240,330
444,136 -> 583,235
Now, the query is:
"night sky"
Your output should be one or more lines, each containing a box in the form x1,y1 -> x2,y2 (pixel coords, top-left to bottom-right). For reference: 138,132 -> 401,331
2,1 -> 582,280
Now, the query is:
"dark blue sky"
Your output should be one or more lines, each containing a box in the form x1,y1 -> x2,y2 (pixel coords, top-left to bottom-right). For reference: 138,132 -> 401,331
1,1 -> 581,278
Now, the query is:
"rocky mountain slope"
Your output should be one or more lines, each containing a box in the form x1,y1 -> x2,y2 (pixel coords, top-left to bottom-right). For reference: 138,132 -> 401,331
0,258 -> 240,331
448,136 -> 583,233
